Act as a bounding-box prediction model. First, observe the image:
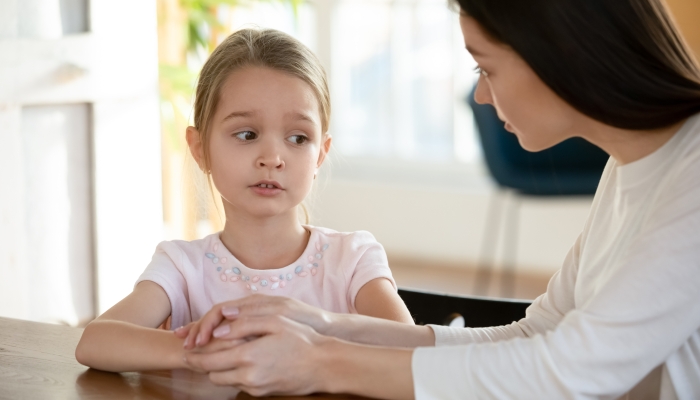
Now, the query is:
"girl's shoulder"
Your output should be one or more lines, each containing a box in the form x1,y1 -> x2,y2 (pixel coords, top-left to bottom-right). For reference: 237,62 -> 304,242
152,232 -> 221,267
305,225 -> 383,253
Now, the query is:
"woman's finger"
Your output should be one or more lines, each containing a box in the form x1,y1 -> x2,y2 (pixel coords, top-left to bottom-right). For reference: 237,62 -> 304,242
227,295 -> 329,333
185,317 -> 287,371
173,321 -> 195,338
183,322 -> 202,350
184,302 -> 230,349
209,315 -> 289,342
209,369 -> 273,397
194,295 -> 280,346
189,337 -> 247,354
185,342 -> 248,372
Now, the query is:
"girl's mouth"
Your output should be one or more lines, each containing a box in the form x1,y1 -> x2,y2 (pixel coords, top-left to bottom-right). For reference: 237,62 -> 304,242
250,181 -> 283,196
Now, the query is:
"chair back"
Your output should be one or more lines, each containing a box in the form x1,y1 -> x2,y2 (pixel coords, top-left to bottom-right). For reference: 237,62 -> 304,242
398,288 -> 531,327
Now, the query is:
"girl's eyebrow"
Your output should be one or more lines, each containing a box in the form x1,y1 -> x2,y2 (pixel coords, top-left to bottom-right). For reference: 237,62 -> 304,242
286,111 -> 317,125
222,110 -> 256,122
221,110 -> 316,125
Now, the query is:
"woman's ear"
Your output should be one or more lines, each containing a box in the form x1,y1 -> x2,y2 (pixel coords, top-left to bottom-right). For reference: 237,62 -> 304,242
316,135 -> 332,168
186,126 -> 206,172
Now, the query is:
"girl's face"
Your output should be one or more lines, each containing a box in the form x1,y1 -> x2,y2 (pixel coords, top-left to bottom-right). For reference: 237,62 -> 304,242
459,15 -> 582,151
189,66 -> 331,220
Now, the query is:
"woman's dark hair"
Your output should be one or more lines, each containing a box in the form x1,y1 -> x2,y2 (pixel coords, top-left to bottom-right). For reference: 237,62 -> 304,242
452,0 -> 700,130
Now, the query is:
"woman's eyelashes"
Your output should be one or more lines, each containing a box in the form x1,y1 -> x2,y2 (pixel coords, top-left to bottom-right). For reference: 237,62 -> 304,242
473,65 -> 489,77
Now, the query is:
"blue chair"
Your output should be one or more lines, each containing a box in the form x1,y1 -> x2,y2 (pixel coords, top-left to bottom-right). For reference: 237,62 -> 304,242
467,86 -> 608,297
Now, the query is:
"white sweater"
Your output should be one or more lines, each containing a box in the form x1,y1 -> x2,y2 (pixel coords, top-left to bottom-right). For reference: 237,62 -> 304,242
412,113 -> 700,400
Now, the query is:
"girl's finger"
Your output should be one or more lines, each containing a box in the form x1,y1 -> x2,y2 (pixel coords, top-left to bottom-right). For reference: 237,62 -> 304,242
209,368 -> 250,389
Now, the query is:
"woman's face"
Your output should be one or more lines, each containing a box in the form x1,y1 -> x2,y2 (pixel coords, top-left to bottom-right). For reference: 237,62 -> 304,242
459,14 -> 581,151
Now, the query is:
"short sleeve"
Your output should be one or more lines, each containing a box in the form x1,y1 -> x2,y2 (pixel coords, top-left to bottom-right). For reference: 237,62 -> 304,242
135,241 -> 192,329
345,231 -> 397,313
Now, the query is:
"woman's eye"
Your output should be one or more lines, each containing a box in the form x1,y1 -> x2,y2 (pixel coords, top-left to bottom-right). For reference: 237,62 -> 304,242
234,131 -> 257,141
473,65 -> 489,77
286,135 -> 308,145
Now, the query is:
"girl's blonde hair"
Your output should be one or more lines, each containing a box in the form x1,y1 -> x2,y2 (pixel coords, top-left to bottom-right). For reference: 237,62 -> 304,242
193,28 -> 331,172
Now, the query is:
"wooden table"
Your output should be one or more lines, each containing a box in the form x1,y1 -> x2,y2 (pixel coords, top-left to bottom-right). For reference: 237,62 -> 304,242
0,317 -> 367,399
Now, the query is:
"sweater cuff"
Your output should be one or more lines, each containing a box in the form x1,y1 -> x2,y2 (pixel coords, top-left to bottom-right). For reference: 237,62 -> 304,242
412,345 -> 476,400
429,324 -> 475,346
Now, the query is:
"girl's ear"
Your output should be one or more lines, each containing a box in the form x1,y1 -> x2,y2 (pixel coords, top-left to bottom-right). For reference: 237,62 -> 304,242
186,126 -> 206,172
316,135 -> 332,168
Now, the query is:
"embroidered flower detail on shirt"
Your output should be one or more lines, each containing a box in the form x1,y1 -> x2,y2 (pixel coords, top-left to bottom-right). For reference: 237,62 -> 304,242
205,240 -> 330,291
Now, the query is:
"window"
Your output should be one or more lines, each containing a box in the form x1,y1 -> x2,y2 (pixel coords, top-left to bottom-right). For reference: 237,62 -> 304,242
330,0 -> 480,164
222,0 -> 482,166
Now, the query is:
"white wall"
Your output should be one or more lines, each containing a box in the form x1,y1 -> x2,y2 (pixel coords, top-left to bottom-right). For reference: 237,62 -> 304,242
312,172 -> 592,276
0,0 -> 162,323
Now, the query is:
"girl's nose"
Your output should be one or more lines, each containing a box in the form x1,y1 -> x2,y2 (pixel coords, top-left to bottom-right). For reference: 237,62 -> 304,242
257,151 -> 285,170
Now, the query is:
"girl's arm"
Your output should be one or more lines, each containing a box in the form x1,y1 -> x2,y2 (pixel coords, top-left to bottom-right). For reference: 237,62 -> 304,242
354,278 -> 414,324
75,281 -> 188,372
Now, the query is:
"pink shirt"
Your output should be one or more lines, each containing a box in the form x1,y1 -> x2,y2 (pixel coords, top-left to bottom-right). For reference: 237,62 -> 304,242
136,225 -> 397,330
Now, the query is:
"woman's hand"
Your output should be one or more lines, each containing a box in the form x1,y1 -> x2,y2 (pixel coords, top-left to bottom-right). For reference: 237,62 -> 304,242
183,314 -> 334,397
174,294 -> 334,350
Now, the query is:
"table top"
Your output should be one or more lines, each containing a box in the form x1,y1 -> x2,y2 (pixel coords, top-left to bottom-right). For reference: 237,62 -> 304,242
0,317 -> 368,399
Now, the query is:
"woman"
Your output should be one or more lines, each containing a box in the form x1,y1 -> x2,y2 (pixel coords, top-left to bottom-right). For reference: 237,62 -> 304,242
178,0 -> 700,398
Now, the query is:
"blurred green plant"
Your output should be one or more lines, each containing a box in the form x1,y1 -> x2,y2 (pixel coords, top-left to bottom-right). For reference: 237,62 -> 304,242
182,0 -> 303,54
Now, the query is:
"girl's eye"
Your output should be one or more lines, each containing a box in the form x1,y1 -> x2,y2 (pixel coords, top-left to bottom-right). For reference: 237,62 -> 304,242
286,135 -> 308,145
234,131 -> 257,141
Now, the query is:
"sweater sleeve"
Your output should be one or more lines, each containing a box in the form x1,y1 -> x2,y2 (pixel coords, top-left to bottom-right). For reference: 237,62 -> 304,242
430,232 -> 581,346
412,159 -> 700,399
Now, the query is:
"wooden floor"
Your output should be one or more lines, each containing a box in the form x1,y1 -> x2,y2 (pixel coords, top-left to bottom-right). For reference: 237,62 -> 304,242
388,255 -> 552,301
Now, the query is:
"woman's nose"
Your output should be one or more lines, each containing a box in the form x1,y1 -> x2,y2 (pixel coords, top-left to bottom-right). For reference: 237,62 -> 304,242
474,79 -> 492,105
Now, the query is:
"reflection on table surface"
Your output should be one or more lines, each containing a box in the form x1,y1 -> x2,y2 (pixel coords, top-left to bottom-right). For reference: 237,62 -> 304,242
0,316 -> 369,399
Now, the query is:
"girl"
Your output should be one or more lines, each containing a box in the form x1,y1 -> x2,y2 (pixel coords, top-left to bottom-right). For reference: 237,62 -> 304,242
75,28 -> 413,372
181,0 -> 700,398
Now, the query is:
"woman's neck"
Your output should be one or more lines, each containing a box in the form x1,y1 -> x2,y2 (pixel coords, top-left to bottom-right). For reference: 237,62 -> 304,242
578,117 -> 687,166
219,209 -> 310,270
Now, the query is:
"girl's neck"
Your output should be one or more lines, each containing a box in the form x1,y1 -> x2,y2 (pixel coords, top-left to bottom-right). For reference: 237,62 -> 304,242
219,210 -> 310,270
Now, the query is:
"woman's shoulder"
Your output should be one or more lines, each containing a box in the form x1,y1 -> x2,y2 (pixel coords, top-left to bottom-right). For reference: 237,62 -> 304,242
659,114 -> 700,188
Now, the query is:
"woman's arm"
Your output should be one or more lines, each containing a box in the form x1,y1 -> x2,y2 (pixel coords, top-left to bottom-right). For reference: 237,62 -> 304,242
75,281 -> 187,372
354,278 -> 414,324
178,294 -> 435,350
184,314 -> 415,399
